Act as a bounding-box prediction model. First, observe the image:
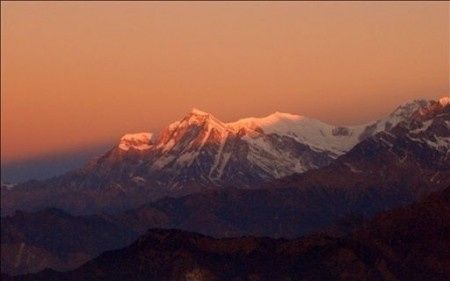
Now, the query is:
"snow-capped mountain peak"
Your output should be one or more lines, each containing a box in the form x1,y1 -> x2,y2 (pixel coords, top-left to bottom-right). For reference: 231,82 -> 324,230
93,96 -> 448,189
176,108 -> 228,133
228,112 -> 303,131
391,99 -> 432,117
363,99 -> 437,134
119,133 -> 153,151
228,112 -> 362,155
4,98 -> 449,217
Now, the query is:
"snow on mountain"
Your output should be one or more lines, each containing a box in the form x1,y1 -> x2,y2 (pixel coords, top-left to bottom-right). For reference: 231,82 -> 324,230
85,97 -> 447,189
118,133 -> 153,151
3,97 -> 448,215
403,98 -> 450,152
371,99 -> 433,131
189,108 -> 210,116
228,112 -> 364,155
167,110 -> 339,177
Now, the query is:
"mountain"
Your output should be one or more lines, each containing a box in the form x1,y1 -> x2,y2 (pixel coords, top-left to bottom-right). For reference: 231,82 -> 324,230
2,97 -> 449,275
275,96 -> 450,194
3,97 -> 447,215
1,209 -> 137,275
3,177 -> 449,275
7,187 -> 449,281
81,109 -> 360,188
1,185 -> 420,276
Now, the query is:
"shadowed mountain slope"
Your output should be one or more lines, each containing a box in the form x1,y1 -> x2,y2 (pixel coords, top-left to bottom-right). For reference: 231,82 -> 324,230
6,187 -> 449,281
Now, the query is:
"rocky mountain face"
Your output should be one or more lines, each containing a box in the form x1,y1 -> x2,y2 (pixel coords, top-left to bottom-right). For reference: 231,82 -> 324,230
2,97 -> 448,215
79,109 -> 359,188
275,97 -> 450,194
6,187 -> 449,281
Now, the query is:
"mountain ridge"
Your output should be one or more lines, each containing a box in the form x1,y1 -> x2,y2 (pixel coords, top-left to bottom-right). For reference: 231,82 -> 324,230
1,97 -> 448,215
5,186 -> 449,281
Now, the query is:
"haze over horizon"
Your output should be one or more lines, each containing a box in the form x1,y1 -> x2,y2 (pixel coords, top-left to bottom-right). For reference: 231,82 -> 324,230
1,1 -> 449,181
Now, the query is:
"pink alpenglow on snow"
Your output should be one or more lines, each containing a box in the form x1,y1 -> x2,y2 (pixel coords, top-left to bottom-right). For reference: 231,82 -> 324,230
118,133 -> 154,151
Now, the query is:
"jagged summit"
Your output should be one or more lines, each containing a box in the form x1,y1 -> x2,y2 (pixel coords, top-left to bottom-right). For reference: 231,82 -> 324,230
104,96 -> 448,188
2,96 -> 449,216
391,97 -> 448,116
176,108 -> 228,133
391,99 -> 431,115
118,132 -> 153,151
119,96 -> 446,153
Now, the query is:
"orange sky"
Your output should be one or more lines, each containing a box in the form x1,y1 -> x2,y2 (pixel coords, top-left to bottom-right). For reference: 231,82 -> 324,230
1,1 -> 449,163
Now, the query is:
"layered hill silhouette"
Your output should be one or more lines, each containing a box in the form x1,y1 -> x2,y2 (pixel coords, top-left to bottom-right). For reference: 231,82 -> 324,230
4,186 -> 449,281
